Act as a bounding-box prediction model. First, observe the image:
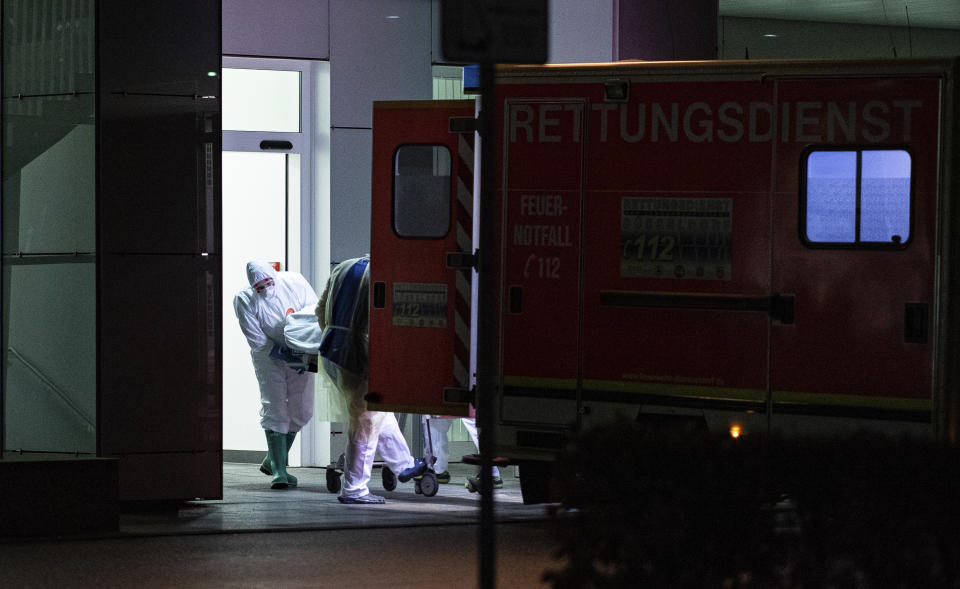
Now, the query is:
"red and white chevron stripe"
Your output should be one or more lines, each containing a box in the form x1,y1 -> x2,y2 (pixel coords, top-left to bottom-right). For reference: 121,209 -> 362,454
453,131 -> 474,390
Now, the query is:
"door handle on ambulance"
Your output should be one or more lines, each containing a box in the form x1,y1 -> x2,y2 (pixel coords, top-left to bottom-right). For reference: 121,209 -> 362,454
446,250 -> 478,270
905,303 -> 928,343
373,282 -> 386,308
770,294 -> 794,324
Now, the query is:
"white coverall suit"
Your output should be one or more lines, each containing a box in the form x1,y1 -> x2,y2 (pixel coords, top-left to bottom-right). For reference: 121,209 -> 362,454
317,256 -> 424,503
424,417 -> 501,483
234,260 -> 318,488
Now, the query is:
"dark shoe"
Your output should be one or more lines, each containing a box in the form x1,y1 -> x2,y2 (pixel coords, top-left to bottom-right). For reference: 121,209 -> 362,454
435,471 -> 450,484
465,476 -> 479,493
338,493 -> 386,504
465,475 -> 503,492
398,458 -> 427,483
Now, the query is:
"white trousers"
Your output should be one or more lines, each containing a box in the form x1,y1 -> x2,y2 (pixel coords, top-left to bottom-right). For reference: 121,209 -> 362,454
462,417 -> 500,478
422,416 -> 453,473
342,411 -> 415,499
258,358 -> 314,434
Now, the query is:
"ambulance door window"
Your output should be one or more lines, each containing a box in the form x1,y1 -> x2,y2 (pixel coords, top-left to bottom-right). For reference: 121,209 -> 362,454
802,148 -> 911,247
393,145 -> 451,238
805,150 -> 857,242
860,150 -> 911,243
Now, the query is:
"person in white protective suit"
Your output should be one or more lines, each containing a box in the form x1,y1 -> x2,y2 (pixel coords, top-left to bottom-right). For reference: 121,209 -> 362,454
316,255 -> 427,504
423,416 -> 503,490
460,416 -> 503,492
421,416 -> 454,484
234,260 -> 319,489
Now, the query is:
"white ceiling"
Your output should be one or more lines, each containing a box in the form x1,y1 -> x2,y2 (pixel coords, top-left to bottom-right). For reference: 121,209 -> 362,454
720,0 -> 960,30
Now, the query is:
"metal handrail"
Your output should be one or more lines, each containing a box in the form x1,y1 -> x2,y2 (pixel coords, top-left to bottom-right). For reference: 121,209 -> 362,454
6,346 -> 95,430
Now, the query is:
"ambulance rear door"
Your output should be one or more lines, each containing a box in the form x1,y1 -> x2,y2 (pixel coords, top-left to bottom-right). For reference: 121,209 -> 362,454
367,100 -> 476,416
769,72 -> 940,433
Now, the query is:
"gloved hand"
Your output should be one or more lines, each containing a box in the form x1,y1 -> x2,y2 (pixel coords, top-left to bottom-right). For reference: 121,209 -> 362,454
270,343 -> 304,365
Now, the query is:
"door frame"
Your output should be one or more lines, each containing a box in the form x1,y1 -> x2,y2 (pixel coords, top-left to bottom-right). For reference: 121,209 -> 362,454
221,56 -> 329,466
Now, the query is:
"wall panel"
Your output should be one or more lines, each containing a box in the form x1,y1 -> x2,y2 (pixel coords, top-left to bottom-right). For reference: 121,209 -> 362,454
329,127 -> 371,263
222,0 -> 330,59
330,0 -> 431,128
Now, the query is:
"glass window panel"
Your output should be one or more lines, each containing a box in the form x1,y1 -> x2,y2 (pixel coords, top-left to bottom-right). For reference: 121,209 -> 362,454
432,65 -> 465,100
805,151 -> 857,243
2,0 -> 95,96
4,0 -> 97,455
860,150 -> 911,244
222,68 -> 300,132
4,93 -> 97,255
7,122 -> 96,254
393,145 -> 451,238
3,262 -> 96,453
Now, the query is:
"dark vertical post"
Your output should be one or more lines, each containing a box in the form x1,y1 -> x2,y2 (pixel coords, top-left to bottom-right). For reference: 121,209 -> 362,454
441,4 -> 547,584
0,0 -> 4,458
477,60 -> 498,589
943,60 -> 960,445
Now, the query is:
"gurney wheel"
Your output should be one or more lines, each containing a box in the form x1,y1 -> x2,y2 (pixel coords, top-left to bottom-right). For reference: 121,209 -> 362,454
414,479 -> 423,494
419,471 -> 439,497
382,466 -> 397,492
326,468 -> 342,494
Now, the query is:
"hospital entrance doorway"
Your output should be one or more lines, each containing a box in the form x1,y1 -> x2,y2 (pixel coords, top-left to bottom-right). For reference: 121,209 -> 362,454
220,57 -> 319,469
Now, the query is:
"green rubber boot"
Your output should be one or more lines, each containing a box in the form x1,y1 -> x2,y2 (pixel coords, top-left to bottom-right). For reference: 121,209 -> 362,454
259,454 -> 272,476
284,432 -> 298,487
260,432 -> 298,487
264,430 -> 290,489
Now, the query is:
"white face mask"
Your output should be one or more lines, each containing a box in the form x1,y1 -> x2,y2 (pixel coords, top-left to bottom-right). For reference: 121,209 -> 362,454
247,260 -> 279,298
253,277 -> 275,297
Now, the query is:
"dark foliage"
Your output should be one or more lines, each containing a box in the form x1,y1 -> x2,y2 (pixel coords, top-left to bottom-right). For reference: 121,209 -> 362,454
542,418 -> 960,588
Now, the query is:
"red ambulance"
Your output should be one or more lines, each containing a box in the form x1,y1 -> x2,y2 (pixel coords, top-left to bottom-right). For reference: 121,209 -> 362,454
365,58 -> 960,501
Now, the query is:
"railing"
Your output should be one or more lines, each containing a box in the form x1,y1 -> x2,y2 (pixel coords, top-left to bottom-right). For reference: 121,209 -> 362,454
6,346 -> 94,431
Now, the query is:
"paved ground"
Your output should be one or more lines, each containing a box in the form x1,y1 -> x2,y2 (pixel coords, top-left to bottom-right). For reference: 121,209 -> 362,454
119,462 -> 551,537
0,522 -> 562,588
0,462 -> 567,588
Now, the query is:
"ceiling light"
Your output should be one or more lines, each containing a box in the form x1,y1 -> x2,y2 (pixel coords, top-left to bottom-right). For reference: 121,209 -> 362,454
387,15 -> 400,19
763,33 -> 778,38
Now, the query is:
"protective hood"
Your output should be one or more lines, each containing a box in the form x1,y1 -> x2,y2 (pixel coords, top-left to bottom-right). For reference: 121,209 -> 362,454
246,260 -> 279,297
